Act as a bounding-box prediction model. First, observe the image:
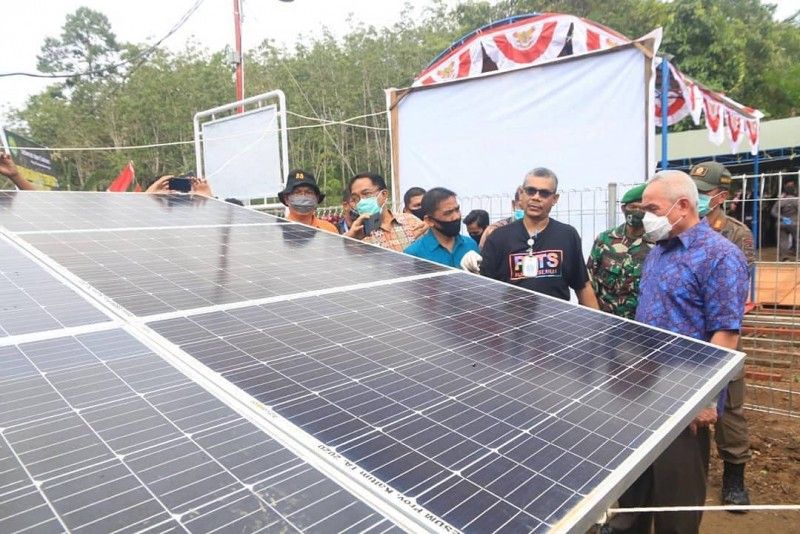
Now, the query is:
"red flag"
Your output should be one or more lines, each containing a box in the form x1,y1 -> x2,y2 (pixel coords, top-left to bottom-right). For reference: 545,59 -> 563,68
107,161 -> 135,192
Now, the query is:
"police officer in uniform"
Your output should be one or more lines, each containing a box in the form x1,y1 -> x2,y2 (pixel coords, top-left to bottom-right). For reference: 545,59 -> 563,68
587,183 -> 654,319
690,161 -> 754,509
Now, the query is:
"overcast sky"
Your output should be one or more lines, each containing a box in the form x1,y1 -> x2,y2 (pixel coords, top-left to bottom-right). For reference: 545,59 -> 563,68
2,0 -> 799,123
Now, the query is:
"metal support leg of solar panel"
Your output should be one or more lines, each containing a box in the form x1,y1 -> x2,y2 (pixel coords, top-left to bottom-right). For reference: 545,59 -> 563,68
0,191 -> 743,534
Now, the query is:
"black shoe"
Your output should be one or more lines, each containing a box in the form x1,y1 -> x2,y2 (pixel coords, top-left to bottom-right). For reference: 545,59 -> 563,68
722,461 -> 751,513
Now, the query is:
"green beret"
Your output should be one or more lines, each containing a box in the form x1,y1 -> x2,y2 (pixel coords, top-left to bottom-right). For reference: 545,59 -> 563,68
621,183 -> 647,204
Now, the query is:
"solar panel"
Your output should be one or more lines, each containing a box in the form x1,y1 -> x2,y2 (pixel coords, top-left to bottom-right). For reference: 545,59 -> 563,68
0,191 -> 278,232
22,223 -> 447,317
145,272 -> 738,532
0,237 -> 110,337
0,328 -> 399,533
1,191 -> 744,533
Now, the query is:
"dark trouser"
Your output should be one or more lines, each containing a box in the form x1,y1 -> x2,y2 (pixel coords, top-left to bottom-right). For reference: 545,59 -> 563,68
716,372 -> 751,463
607,427 -> 710,534
778,224 -> 798,259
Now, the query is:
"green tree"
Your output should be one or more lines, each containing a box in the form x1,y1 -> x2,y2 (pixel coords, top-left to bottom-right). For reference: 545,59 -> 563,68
36,7 -> 122,79
12,1 -> 800,192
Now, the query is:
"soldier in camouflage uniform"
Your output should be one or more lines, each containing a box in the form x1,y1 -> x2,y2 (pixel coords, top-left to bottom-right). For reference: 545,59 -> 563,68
587,183 -> 654,320
591,183 -> 656,534
690,161 -> 754,510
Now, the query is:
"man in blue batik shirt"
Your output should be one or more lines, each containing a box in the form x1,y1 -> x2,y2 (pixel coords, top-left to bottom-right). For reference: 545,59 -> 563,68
605,170 -> 748,534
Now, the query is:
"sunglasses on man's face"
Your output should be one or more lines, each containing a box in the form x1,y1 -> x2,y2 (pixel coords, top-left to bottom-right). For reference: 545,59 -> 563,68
522,186 -> 556,199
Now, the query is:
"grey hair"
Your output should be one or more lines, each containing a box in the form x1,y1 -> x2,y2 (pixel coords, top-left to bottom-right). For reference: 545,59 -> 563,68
523,167 -> 559,192
649,170 -> 699,208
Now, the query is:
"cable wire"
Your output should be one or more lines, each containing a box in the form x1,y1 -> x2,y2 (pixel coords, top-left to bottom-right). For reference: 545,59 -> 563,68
5,115 -> 388,152
0,0 -> 205,79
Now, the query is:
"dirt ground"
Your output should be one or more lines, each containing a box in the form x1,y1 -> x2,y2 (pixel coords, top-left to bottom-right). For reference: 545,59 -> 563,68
702,409 -> 800,533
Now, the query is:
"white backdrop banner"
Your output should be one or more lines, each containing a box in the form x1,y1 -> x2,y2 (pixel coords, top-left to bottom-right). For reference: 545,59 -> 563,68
394,45 -> 654,222
201,106 -> 282,200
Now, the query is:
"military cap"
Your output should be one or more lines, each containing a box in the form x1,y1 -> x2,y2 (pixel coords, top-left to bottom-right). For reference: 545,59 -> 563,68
689,161 -> 733,192
621,183 -> 647,204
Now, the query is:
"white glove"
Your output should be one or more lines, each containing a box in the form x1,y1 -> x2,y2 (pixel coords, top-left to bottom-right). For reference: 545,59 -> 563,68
460,250 -> 482,273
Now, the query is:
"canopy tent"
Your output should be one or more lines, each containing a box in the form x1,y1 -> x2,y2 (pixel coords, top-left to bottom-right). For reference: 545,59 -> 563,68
413,12 -> 763,156
388,35 -> 659,252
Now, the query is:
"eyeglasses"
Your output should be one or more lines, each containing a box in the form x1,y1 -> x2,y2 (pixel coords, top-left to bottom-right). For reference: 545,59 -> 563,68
522,186 -> 556,199
350,188 -> 382,203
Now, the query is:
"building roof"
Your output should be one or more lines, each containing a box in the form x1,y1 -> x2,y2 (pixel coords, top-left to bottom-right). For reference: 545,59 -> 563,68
657,117 -> 800,161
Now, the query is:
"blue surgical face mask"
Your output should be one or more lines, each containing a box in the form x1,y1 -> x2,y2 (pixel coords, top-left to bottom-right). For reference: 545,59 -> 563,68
514,208 -> 524,220
356,195 -> 384,216
698,191 -> 724,218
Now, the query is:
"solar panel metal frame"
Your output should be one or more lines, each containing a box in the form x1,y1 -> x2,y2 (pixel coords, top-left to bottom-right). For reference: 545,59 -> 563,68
0,191 -> 746,533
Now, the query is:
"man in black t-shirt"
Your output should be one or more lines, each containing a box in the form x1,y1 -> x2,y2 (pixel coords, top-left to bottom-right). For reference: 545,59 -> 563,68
480,167 -> 599,307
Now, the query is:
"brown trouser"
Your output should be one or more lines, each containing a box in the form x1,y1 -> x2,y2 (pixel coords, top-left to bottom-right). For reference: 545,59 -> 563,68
607,427 -> 710,534
715,372 -> 751,463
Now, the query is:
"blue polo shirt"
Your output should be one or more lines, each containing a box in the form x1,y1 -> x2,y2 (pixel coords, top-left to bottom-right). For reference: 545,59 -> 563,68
404,229 -> 479,268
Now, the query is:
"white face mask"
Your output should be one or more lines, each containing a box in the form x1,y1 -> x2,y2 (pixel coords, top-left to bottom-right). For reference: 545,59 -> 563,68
643,200 -> 681,241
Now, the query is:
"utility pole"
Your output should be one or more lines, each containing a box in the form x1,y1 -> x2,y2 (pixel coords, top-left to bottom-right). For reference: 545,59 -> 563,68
233,0 -> 244,112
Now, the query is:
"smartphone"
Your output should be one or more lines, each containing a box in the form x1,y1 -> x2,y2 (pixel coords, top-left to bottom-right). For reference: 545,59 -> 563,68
168,175 -> 193,193
362,213 -> 381,236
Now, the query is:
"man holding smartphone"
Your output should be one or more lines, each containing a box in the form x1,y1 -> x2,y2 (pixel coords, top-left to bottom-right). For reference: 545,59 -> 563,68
145,173 -> 213,197
344,172 -> 425,251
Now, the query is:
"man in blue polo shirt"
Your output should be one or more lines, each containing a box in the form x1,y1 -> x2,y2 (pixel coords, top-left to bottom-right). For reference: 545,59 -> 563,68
404,187 -> 479,269
605,170 -> 748,534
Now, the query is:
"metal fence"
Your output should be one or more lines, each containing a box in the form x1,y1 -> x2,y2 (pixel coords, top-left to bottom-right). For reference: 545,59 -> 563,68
727,172 -> 800,420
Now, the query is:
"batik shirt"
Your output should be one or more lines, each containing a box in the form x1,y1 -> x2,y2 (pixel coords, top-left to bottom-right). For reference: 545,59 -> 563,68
635,219 -> 749,341
363,211 -> 424,252
587,224 -> 654,319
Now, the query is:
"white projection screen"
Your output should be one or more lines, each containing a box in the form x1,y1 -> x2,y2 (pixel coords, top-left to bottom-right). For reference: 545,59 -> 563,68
391,42 -> 657,227
201,106 -> 282,200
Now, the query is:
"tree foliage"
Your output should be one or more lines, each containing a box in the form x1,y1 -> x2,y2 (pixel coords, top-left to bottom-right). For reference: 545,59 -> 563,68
9,1 -> 800,197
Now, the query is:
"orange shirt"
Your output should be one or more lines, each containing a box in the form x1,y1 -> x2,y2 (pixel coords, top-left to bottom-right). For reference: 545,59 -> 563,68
287,212 -> 339,234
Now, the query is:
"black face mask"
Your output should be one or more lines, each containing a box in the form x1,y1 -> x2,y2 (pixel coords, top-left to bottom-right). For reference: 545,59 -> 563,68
470,234 -> 482,245
432,217 -> 462,237
624,209 -> 645,228
410,207 -> 426,220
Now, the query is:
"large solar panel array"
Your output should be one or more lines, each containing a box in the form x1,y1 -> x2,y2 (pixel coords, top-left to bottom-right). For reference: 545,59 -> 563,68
0,191 -> 744,533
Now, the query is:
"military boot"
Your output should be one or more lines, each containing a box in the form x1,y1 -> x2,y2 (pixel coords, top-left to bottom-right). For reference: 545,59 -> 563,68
722,461 -> 750,512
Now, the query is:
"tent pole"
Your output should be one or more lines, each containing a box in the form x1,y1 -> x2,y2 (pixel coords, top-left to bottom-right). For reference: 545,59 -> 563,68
660,58 -> 669,170
753,150 -> 760,249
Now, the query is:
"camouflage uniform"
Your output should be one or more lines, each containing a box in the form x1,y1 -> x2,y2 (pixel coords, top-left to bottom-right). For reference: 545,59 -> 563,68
587,223 -> 654,319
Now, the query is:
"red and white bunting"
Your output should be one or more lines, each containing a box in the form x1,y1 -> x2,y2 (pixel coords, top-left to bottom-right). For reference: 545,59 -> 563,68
654,62 -> 692,127
745,117 -> 760,156
685,80 -> 704,125
726,110 -> 744,153
481,17 -> 572,70
417,40 -> 484,86
703,96 -> 726,146
412,12 -> 762,154
570,17 -> 629,54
